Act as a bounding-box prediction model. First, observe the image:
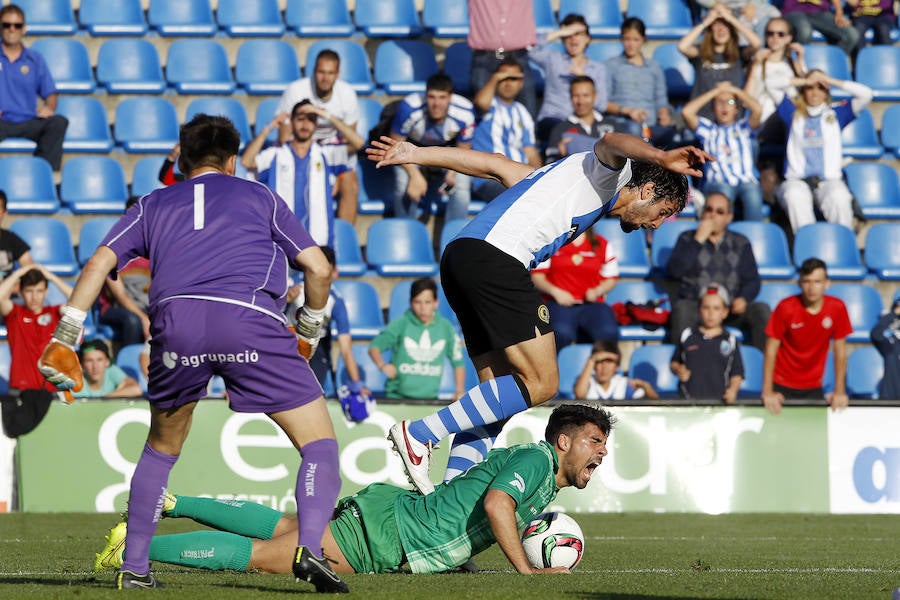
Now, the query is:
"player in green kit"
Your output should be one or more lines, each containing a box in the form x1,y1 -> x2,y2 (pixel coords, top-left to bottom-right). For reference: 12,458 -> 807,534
95,404 -> 613,576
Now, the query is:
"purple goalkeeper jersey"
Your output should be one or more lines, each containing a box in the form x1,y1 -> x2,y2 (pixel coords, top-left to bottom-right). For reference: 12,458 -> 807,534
102,172 -> 315,323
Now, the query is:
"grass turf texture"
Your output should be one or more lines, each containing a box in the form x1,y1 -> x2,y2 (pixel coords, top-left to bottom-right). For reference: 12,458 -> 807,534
0,513 -> 897,599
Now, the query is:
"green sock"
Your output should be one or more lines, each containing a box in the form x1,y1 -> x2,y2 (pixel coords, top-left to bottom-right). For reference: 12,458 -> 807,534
169,495 -> 283,539
148,531 -> 252,571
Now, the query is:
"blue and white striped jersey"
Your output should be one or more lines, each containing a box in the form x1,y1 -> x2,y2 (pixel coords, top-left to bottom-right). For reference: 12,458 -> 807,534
472,98 -> 536,163
694,116 -> 758,185
391,92 -> 475,146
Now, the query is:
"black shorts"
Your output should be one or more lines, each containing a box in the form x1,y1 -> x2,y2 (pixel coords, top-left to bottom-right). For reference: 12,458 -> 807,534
440,238 -> 552,357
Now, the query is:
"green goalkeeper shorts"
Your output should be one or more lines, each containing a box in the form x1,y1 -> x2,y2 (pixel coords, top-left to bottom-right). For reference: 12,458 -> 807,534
329,483 -> 408,574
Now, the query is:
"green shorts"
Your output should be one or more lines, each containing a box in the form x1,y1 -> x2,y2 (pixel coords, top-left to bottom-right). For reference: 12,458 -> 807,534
329,483 -> 408,573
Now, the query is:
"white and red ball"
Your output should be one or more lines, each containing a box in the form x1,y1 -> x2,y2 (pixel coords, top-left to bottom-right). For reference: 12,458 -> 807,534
520,512 -> 584,569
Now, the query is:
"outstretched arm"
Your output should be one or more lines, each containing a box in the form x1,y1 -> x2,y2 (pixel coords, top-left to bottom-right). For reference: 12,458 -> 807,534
593,132 -> 712,177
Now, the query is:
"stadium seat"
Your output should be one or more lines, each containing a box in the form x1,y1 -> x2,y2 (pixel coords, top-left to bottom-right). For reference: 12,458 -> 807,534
558,0 -> 622,38
444,42 -> 474,96
586,41 -> 624,63
855,45 -> 900,101
754,282 -> 800,311
792,223 -> 867,280
649,220 -> 696,276
864,223 -> 900,280
439,218 -> 472,256
374,40 -> 440,95
0,157 -> 59,213
357,158 -> 390,215
331,280 -> 385,339
116,344 -> 148,393
285,0 -> 353,36
880,104 -> 900,159
78,217 -> 119,266
57,96 -> 113,153
605,280 -> 670,341
17,0 -> 76,34
628,343 -> 679,398
0,344 -> 10,392
333,218 -> 367,276
148,0 -> 217,36
840,109 -> 883,159
216,0 -> 284,36
728,221 -> 795,280
357,97 -> 384,141
652,43 -> 695,100
166,40 -> 236,95
366,218 -> 439,276
30,39 -> 94,94
532,0 -> 557,34
60,157 -> 129,214
306,40 -> 375,95
801,44 -> 852,100
387,278 -> 459,329
354,0 -> 423,37
10,218 -> 78,276
738,345 -> 763,398
79,0 -> 148,36
254,98 -> 282,145
592,219 -> 652,279
846,346 -> 883,399
827,283 -> 883,343
236,39 -> 299,95
557,343 -> 593,399
114,98 -> 179,153
423,0 -> 469,37
626,0 -> 693,39
844,162 -> 900,220
96,39 -> 167,95
0,137 -> 36,154
131,156 -> 167,198
184,98 -> 252,150
334,344 -> 386,396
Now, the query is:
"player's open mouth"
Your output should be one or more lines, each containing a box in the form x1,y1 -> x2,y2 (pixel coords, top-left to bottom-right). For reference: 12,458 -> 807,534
583,461 -> 600,480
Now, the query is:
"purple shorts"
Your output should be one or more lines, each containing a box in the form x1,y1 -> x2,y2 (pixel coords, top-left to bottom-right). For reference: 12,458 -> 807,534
148,299 -> 323,412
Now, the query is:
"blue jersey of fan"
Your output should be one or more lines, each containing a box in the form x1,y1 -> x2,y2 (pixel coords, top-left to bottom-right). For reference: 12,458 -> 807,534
456,151 -> 632,269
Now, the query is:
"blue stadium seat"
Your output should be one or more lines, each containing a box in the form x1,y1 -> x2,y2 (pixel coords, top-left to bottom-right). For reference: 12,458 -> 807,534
61,157 -> 128,214
354,0 -> 422,37
387,278 -> 459,329
728,221 -> 795,280
586,42 -> 624,63
738,345 -> 763,398
592,219 -> 651,278
846,346 -> 883,399
423,0 -> 469,37
57,96 -> 113,153
557,343 -> 593,399
375,40 -> 440,95
357,97 -> 384,140
286,0 -> 353,36
114,98 -> 179,153
532,0 -> 557,34
801,44 -> 852,100
865,223 -> 900,280
754,282 -> 800,311
366,218 -> 439,276
334,344 -> 386,396
30,39 -> 94,94
148,0 -> 217,36
880,104 -> 900,159
439,218 -> 472,256
216,0 -> 284,36
841,109 -> 883,159
855,45 -> 900,101
444,41 -> 474,96
184,98 -> 252,150
96,39 -> 167,95
628,343 -> 679,398
78,217 -> 119,266
254,98 -> 282,145
844,162 -> 900,220
331,280 -> 385,339
306,40 -> 375,95
17,0 -> 76,34
166,40 -> 236,95
0,157 -> 59,213
827,283 -> 883,343
792,222 -> 867,280
333,218 -> 367,277
116,344 -> 148,393
236,40 -> 299,95
79,0 -> 148,36
559,0 -> 622,38
626,0 -> 693,39
0,137 -> 36,154
650,220 -> 695,275
131,156 -> 167,198
10,218 -> 78,275
605,280 -> 670,341
0,344 -> 10,392
652,43 -> 695,99
357,158 -> 390,215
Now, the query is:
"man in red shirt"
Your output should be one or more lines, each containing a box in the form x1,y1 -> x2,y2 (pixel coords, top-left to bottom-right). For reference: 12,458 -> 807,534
761,257 -> 852,414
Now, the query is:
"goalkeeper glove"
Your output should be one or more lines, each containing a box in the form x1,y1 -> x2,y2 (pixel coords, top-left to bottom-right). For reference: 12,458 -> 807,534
294,304 -> 326,360
38,305 -> 86,393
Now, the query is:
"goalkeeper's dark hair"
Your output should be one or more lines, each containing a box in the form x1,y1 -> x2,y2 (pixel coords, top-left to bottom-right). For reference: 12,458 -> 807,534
623,160 -> 689,213
545,403 -> 616,444
178,114 -> 241,175
20,268 -> 47,289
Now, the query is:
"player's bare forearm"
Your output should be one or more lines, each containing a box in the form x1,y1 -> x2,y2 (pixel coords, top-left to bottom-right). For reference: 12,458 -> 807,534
594,132 -> 712,178
69,247 -> 119,314
484,489 -> 535,574
295,246 -> 332,311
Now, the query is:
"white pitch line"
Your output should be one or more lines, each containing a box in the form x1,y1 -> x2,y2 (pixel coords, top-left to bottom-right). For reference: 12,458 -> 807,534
588,536 -> 894,542
574,567 -> 899,574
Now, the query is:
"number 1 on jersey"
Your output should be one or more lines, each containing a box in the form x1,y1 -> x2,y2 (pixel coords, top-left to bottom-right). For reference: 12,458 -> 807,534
193,183 -> 205,230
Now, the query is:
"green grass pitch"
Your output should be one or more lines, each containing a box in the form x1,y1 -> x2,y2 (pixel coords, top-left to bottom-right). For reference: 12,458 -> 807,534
0,512 -> 898,599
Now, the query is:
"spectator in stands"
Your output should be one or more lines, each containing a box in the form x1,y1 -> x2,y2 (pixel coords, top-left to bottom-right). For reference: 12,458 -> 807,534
243,100 -> 339,248
603,18 -> 677,149
681,82 -> 764,221
467,0 -> 538,117
0,3 -> 67,171
847,0 -> 897,54
277,50 -> 364,224
670,283 -> 744,403
870,295 -> 900,399
667,192 -> 770,351
694,0 -> 783,43
389,73 -> 475,221
368,277 -> 465,400
762,258 -> 851,414
678,4 -> 762,120
71,338 -> 142,399
775,69 -> 872,233
780,0 -> 860,57
528,13 -> 608,142
472,59 -> 541,202
531,230 -> 619,350
574,340 -> 658,401
157,144 -> 183,186
545,76 -> 615,164
0,189 -> 33,280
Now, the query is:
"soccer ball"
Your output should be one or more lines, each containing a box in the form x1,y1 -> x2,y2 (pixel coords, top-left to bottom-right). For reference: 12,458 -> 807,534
520,512 -> 584,570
